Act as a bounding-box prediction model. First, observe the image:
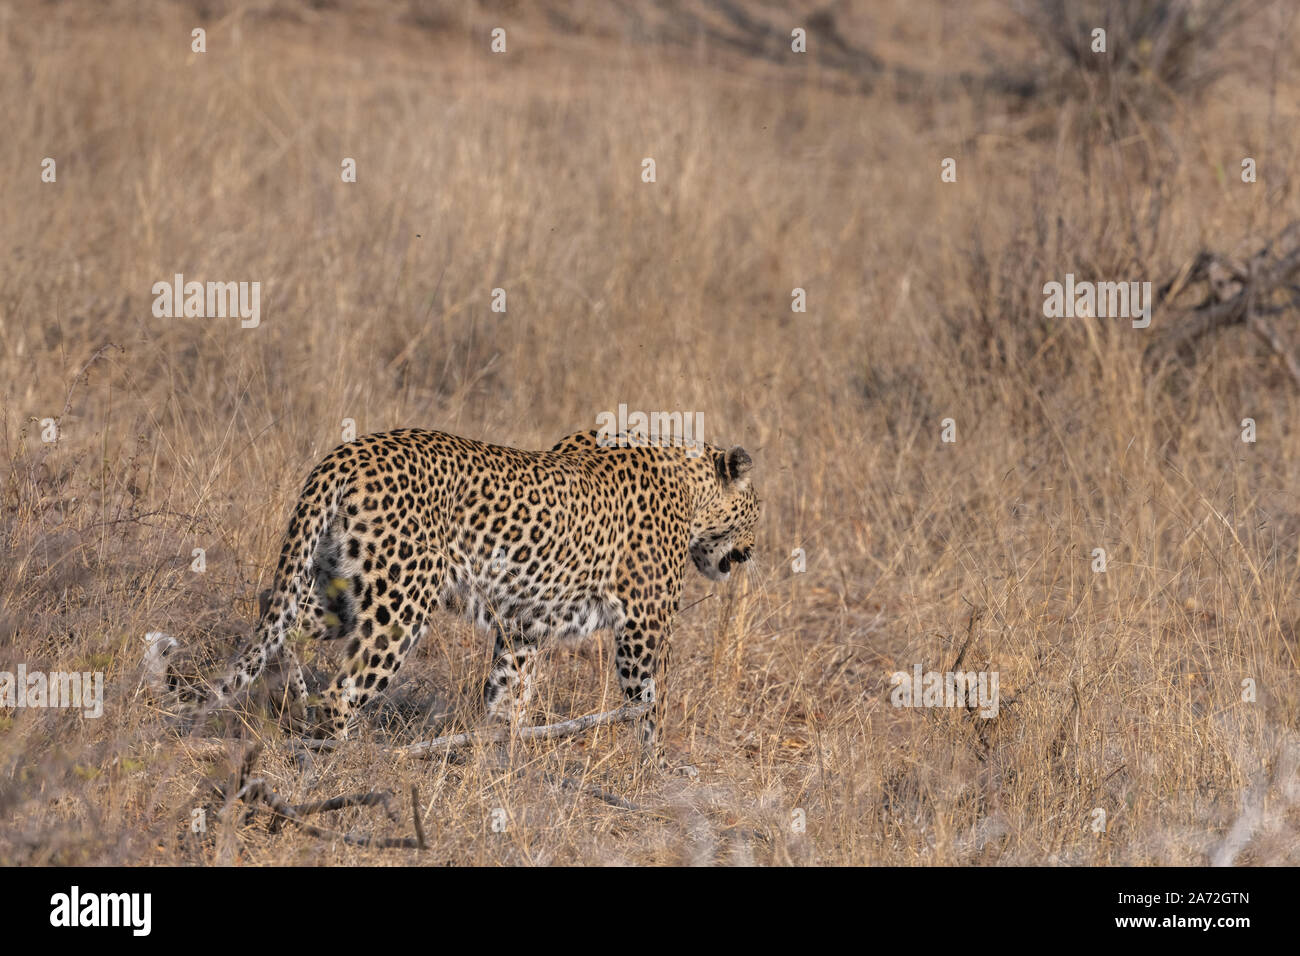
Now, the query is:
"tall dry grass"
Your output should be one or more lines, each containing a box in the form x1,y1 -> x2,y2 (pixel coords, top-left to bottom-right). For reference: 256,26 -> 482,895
1,0 -> 1298,864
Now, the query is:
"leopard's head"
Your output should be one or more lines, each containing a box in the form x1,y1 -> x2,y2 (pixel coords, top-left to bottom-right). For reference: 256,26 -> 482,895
689,446 -> 758,582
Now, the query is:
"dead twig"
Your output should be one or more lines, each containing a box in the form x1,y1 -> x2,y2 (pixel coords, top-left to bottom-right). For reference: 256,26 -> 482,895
1247,313 -> 1300,389
542,772 -> 647,813
411,786 -> 426,851
291,790 -> 398,819
266,790 -> 398,834
946,606 -> 984,675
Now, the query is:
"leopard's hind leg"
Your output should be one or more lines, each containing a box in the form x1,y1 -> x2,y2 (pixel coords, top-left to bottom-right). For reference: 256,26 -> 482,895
318,608 -> 430,738
483,621 -> 540,729
313,524 -> 443,738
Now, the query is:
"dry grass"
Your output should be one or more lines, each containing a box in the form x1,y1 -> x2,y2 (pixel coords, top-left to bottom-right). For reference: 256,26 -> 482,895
2,0 -> 1299,865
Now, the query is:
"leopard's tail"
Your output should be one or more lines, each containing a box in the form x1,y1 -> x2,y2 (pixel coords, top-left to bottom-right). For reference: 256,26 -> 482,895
186,454 -> 353,718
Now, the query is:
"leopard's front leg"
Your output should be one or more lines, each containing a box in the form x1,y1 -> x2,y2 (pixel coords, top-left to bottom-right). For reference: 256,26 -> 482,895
614,610 -> 663,755
615,603 -> 694,776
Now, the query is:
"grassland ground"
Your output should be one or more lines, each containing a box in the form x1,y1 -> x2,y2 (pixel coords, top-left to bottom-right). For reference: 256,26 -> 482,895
2,0 -> 1298,865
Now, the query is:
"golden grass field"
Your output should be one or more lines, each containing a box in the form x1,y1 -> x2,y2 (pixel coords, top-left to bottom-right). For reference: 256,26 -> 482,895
2,0 -> 1299,865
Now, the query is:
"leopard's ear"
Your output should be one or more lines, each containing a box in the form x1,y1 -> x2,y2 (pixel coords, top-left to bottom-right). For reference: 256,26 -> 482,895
718,446 -> 752,487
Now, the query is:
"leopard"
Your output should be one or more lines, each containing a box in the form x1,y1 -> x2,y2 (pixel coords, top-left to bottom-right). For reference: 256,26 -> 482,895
179,426 -> 758,767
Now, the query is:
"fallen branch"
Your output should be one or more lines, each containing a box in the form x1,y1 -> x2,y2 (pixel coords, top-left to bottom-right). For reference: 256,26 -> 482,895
176,703 -> 651,768
289,701 -> 652,758
1145,222 -> 1300,382
202,739 -> 419,850
403,702 -> 651,758
236,778 -> 420,850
